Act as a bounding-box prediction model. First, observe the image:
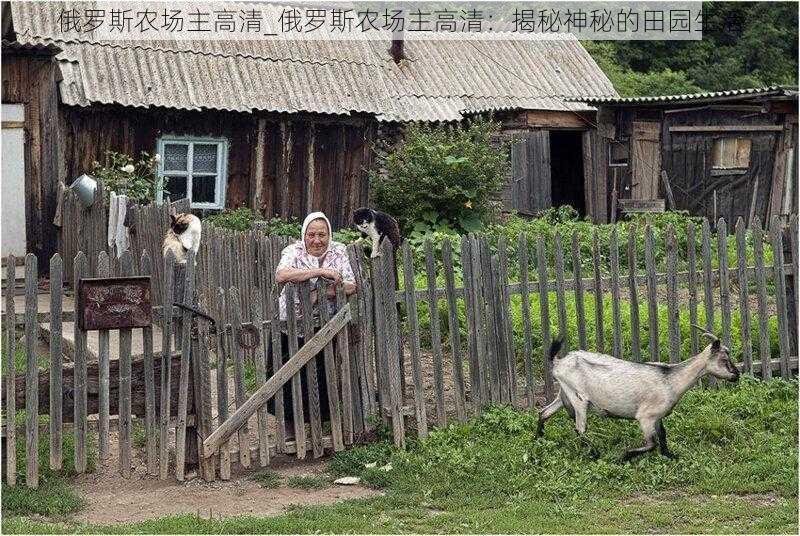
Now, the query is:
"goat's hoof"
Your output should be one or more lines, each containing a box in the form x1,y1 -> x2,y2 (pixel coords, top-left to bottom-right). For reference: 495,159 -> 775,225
661,452 -> 678,460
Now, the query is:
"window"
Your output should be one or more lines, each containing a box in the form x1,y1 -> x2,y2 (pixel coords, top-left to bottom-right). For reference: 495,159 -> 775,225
156,137 -> 228,209
608,139 -> 629,167
712,138 -> 751,171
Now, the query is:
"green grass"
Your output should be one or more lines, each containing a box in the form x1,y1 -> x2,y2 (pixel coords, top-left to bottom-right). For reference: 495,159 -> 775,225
250,469 -> 281,489
286,475 -> 331,490
5,377 -> 796,534
2,425 -> 96,518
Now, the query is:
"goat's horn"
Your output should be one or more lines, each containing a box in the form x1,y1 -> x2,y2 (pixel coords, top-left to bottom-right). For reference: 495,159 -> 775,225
690,323 -> 719,342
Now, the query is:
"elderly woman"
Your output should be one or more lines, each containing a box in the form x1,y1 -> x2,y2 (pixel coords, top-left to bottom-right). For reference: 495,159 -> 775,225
269,212 -> 357,441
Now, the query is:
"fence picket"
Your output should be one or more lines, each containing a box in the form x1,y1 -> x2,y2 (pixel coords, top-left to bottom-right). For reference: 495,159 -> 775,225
226,286 -> 252,468
734,218 -> 753,373
535,237 -> 554,401
96,252 -> 111,461
284,284 -> 307,459
686,222 -> 700,354
299,283 -> 324,458
490,254 -> 510,404
214,288 -> 232,480
701,220 -> 715,334
592,230 -> 605,354
159,251 -> 175,480
553,232 -> 569,355
752,220 -> 771,379
627,230 -> 641,362
517,235 -> 534,408
790,214 -> 799,358
140,252 -> 157,475
118,252 -> 133,478
333,284 -> 352,447
481,240 -> 502,404
249,289 -> 271,466
717,219 -> 732,350
572,233 -> 587,350
443,239 -> 466,421
425,240 -> 446,426
459,237 -> 480,414
645,225 -> 659,362
49,254 -> 64,471
470,235 -> 490,406
72,252 -> 87,475
609,229 -> 622,358
666,227 -> 680,363
4,257 -> 17,486
769,217 -> 791,378
402,243 -> 427,435
264,243 -> 286,453
25,254 -> 39,488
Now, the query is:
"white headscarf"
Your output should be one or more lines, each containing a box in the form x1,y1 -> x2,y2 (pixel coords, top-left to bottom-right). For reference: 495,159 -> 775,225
299,211 -> 332,257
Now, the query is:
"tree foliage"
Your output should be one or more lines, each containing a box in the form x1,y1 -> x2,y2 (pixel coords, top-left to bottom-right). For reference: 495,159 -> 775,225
584,2 -> 798,96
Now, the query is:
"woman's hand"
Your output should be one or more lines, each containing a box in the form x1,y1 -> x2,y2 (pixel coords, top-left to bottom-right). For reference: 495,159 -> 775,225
316,268 -> 342,284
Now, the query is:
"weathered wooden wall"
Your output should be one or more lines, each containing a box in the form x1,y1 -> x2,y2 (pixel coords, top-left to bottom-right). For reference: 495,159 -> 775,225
58,107 -> 375,229
1,50 -> 62,265
597,101 -> 798,225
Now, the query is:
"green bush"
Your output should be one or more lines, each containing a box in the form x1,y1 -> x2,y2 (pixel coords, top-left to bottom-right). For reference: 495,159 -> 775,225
371,118 -> 509,235
204,207 -> 259,232
91,150 -> 164,204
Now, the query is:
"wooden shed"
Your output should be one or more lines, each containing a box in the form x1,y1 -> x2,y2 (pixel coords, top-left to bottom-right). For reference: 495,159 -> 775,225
2,1 -> 617,265
575,87 -> 799,224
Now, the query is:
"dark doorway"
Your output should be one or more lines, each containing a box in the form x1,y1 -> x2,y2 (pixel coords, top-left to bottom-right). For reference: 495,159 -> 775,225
550,131 -> 586,216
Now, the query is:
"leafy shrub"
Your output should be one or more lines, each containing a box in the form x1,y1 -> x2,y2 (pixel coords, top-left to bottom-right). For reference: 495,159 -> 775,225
91,150 -> 164,204
205,207 -> 258,232
371,118 -> 509,234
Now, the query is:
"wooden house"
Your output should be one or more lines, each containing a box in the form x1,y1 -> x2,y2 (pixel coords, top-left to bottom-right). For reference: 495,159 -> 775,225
575,87 -> 798,224
2,1 -> 617,265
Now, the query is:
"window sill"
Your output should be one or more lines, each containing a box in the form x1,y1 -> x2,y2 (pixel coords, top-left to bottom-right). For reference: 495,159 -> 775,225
710,168 -> 748,176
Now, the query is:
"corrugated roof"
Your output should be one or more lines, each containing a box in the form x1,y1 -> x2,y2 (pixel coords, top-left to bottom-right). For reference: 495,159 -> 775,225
9,1 -> 617,121
570,86 -> 798,106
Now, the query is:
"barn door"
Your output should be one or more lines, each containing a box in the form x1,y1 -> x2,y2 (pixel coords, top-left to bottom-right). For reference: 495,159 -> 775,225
631,121 -> 661,200
1,104 -> 27,257
506,131 -> 551,215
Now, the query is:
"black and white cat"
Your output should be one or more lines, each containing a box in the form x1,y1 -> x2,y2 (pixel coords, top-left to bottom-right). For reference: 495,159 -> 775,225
352,207 -> 402,259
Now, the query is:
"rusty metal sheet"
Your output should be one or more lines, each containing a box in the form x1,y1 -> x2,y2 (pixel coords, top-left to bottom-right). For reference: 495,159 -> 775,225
77,276 -> 152,331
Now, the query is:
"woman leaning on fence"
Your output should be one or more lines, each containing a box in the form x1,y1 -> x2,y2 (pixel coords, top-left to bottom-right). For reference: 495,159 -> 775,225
270,211 -> 357,441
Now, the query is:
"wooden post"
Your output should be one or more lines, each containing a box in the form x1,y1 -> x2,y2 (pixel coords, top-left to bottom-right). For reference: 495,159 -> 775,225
118,252 -> 133,478
572,233 -> 587,350
226,286 -> 251,468
686,222 -> 700,355
592,229 -> 605,354
175,257 -> 196,480
717,218 -> 732,351
299,283 -> 324,459
752,220 -> 771,379
627,229 -> 641,362
96,252 -> 111,461
72,252 -> 87,476
666,226 -> 680,363
49,254 -> 64,471
518,235 -> 534,408
443,239 -> 466,421
644,225 -> 659,362
402,243 -> 428,437
424,240 -> 446,426
4,258 -> 17,486
609,229 -> 622,358
140,252 -> 158,475
769,216 -> 791,378
25,254 -> 40,488
734,218 -> 753,373
535,237 -> 553,401
159,251 -> 175,480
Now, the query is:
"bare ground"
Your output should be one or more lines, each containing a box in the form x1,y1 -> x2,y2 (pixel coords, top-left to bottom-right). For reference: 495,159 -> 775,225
69,428 -> 380,526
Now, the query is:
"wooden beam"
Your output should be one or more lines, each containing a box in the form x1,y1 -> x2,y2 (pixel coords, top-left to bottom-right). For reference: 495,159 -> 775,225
618,198 -> 665,213
202,304 -> 351,459
669,125 -> 783,133
526,110 -> 589,129
661,170 -> 676,209
306,122 -> 316,214
251,118 -> 267,214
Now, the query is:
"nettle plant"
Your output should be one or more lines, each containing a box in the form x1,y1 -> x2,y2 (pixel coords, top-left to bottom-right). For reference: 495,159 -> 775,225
91,150 -> 166,204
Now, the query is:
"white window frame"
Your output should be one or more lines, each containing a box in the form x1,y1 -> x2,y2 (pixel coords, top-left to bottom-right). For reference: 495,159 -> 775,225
156,136 -> 229,209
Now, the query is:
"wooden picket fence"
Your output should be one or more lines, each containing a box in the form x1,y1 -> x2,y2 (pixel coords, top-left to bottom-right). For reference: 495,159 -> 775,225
369,214 -> 798,447
1,244 -> 373,488
57,181 -> 189,287
3,213 -> 797,486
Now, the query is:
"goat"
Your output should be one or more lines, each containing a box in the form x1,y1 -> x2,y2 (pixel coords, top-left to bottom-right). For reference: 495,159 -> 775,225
535,326 -> 740,461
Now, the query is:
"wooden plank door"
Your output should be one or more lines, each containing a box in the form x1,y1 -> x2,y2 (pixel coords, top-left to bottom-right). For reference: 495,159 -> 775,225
631,121 -> 661,200
505,131 -> 551,215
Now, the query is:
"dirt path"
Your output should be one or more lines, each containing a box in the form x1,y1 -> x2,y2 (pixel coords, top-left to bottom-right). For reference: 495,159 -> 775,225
69,430 -> 380,526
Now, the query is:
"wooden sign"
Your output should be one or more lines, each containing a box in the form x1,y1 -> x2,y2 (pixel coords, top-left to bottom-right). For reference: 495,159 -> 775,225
77,276 -> 152,331
618,198 -> 666,213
